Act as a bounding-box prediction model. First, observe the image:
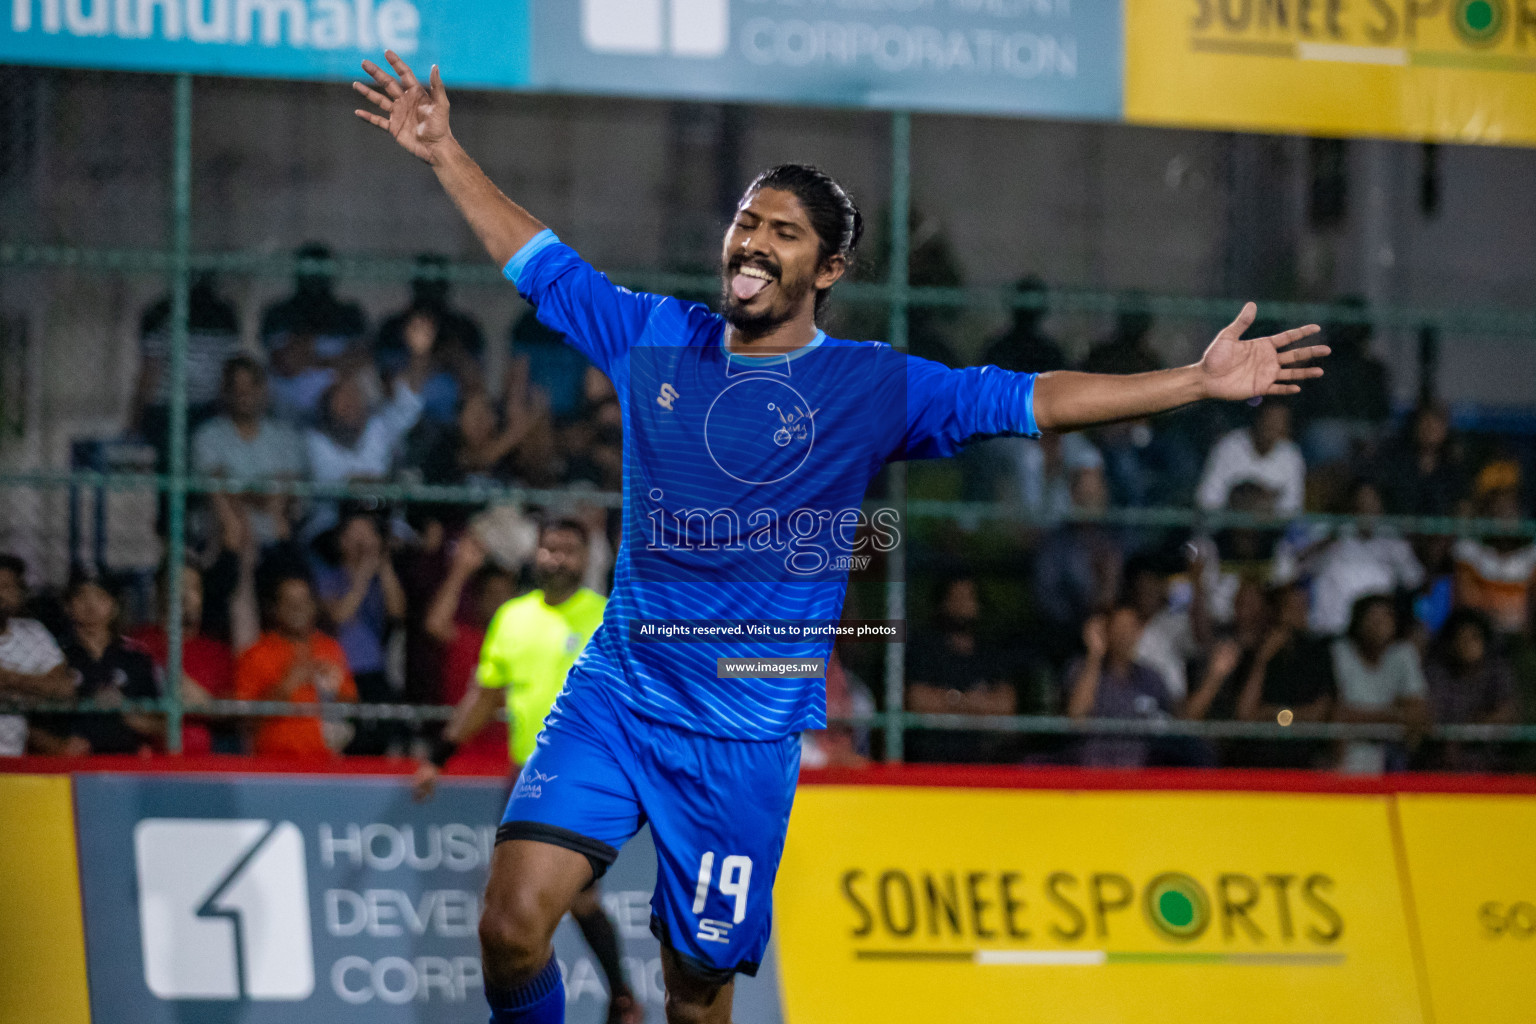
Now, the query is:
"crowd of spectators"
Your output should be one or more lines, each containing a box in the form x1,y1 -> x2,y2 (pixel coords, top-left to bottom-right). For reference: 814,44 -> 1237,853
0,246 -> 620,760
0,253 -> 1532,775
904,298 -> 1536,773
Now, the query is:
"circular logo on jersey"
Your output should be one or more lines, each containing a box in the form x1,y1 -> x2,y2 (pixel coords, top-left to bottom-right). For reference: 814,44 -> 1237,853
1453,0 -> 1506,46
1144,873 -> 1211,941
704,377 -> 818,486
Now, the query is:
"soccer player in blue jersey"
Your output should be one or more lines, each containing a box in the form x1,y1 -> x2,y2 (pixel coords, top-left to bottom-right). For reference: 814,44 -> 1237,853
355,53 -> 1329,1024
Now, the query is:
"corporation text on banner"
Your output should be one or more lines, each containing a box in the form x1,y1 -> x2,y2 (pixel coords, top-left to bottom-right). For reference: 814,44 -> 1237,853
532,0 -> 1122,118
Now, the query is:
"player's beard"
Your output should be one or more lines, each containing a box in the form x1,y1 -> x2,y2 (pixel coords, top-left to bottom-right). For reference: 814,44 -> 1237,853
721,267 -> 814,336
534,564 -> 581,596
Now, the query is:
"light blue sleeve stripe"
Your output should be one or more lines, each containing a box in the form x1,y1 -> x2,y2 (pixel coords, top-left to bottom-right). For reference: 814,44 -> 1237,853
501,229 -> 560,291
1023,373 -> 1039,437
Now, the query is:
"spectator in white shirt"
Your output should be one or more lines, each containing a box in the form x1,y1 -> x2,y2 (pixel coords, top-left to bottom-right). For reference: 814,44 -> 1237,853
1196,402 -> 1305,514
306,315 -> 431,486
1275,480 -> 1425,636
307,374 -> 424,484
1127,552 -> 1213,701
0,555 -> 74,755
193,356 -> 309,549
1332,594 -> 1429,774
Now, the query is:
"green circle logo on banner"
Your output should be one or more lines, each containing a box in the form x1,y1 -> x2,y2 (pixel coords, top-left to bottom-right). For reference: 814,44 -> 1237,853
1453,0 -> 1507,47
1144,873 -> 1212,941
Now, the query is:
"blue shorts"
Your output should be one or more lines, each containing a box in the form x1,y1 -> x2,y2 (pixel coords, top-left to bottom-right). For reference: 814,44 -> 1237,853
498,674 -> 801,980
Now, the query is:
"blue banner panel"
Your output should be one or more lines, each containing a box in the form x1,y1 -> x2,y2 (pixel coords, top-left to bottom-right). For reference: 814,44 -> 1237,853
530,0 -> 1123,118
0,1 -> 530,87
73,773 -> 783,1024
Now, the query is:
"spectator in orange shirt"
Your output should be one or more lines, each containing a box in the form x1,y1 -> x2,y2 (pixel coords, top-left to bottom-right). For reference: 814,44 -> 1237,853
1452,478 -> 1536,636
235,575 -> 356,757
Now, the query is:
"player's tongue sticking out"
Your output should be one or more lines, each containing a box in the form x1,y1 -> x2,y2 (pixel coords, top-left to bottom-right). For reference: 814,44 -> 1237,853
732,266 -> 773,301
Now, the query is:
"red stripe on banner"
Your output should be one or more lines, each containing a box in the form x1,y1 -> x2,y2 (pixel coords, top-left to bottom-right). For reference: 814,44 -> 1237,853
2,754 -> 1534,794
797,764 -> 1536,795
0,753 -> 512,778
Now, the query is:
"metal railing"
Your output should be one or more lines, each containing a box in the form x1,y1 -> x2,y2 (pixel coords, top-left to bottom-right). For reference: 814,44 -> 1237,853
8,696 -> 1536,748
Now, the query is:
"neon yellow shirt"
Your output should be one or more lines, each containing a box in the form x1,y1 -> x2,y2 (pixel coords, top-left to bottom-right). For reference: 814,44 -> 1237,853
476,587 -> 606,764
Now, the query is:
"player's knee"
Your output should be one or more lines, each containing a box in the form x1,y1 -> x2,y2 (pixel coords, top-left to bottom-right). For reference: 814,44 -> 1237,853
663,990 -> 721,1024
568,884 -> 602,918
660,952 -> 731,1024
478,898 -> 550,979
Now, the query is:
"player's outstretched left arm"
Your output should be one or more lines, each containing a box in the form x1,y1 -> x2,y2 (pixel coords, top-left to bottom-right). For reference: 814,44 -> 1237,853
1031,303 -> 1328,432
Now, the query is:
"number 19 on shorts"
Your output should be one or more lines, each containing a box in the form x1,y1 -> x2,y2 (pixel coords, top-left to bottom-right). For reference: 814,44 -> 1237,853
692,851 -> 752,944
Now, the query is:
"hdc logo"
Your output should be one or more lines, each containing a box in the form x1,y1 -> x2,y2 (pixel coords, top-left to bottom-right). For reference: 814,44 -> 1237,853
581,0 -> 729,58
134,819 -> 315,1001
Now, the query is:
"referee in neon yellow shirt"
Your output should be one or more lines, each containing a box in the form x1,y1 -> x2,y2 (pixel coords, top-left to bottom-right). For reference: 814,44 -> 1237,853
414,518 -> 639,1024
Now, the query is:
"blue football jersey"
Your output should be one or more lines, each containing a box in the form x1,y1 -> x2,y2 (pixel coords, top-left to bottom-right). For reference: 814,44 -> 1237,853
507,231 -> 1040,739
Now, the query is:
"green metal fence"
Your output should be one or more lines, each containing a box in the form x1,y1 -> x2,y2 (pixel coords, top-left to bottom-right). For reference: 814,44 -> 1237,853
4,73 -> 1536,759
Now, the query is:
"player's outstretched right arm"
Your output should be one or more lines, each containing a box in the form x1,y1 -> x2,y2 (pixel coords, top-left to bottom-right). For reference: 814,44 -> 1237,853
354,52 -> 545,268
355,52 -> 659,377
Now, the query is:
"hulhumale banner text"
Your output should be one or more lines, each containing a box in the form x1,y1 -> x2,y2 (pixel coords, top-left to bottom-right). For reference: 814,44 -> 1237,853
0,0 -> 532,88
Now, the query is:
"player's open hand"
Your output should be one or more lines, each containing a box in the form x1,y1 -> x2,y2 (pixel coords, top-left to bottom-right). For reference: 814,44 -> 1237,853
353,51 -> 452,165
1198,303 -> 1329,402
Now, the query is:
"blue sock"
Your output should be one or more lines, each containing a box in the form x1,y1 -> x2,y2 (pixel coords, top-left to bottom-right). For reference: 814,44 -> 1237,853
486,955 -> 564,1024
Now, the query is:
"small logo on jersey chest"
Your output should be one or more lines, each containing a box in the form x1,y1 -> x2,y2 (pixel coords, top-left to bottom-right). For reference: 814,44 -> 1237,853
657,382 -> 680,410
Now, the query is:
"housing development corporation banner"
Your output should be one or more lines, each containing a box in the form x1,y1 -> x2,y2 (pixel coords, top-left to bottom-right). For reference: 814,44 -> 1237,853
527,0 -> 1122,118
3,0 -> 1533,142
67,774 -> 786,1024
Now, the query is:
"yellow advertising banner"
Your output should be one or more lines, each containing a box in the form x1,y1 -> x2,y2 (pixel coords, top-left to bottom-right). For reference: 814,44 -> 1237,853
1125,0 -> 1536,145
775,786 -> 1425,1024
0,774 -> 91,1024
1395,794 -> 1536,1024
